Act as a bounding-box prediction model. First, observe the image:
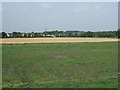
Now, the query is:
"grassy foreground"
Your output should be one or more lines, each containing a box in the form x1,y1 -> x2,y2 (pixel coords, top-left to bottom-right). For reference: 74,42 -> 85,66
2,42 -> 118,88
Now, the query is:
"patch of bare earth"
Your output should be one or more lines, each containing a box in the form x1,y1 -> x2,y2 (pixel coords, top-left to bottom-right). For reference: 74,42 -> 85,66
54,56 -> 68,59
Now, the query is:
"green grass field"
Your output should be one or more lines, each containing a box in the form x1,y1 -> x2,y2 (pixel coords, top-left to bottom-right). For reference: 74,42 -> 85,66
2,42 -> 118,88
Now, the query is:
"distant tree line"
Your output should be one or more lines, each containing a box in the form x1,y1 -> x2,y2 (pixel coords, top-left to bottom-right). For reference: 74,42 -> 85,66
0,30 -> 119,38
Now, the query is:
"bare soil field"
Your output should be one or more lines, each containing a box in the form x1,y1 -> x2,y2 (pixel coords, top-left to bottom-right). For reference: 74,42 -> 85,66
1,37 -> 118,44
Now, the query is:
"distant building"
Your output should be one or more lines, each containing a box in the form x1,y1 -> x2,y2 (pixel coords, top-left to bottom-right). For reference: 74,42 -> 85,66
7,33 -> 13,38
22,33 -> 25,37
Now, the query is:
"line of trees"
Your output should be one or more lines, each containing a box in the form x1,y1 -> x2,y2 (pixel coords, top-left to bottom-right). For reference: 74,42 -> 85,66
0,30 -> 119,38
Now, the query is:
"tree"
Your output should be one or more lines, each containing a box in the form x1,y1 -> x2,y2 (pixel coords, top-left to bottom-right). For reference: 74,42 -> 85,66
2,32 -> 7,38
86,31 -> 94,37
117,29 -> 120,38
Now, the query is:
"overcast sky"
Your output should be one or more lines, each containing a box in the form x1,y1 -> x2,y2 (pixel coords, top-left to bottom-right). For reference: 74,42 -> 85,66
2,2 -> 118,32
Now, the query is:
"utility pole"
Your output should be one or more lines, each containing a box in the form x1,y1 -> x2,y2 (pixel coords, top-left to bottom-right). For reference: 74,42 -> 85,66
44,27 -> 47,36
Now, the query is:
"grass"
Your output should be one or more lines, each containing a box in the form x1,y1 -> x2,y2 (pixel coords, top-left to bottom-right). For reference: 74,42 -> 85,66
2,42 -> 118,88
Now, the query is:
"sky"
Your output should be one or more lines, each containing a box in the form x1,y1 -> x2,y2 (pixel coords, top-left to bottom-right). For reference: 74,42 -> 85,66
118,2 -> 120,29
0,3 -> 2,32
2,2 -> 118,32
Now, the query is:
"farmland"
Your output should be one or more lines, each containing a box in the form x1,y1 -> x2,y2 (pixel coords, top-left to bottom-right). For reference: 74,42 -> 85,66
1,37 -> 118,44
2,41 -> 118,88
